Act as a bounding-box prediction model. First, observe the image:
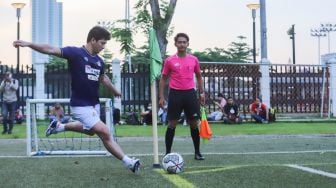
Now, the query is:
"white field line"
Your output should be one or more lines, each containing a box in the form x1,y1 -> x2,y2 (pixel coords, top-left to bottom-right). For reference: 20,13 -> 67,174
286,164 -> 336,179
128,149 -> 336,156
2,149 -> 336,158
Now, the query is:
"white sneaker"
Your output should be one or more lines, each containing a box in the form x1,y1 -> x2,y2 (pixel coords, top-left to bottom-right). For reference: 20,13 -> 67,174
128,158 -> 141,174
45,120 -> 59,137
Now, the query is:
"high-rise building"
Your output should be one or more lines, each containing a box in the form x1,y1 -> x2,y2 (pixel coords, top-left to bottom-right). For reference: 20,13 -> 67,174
31,0 -> 62,65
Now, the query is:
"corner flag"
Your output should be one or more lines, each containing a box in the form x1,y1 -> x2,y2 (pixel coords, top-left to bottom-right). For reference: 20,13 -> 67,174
149,28 -> 162,168
149,28 -> 162,84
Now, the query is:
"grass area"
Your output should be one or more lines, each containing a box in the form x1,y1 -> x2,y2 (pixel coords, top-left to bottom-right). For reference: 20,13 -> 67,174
1,123 -> 336,187
1,121 -> 336,139
1,152 -> 336,187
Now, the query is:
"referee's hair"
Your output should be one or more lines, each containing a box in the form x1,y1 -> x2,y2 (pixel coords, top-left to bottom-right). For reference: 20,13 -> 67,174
174,33 -> 189,42
87,26 -> 111,43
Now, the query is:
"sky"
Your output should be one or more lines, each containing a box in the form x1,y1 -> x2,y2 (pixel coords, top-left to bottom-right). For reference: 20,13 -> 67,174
1,0 -> 336,66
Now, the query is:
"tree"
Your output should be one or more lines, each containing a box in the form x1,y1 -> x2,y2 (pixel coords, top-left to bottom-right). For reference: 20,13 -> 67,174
109,0 -> 176,66
192,36 -> 252,63
131,45 -> 150,64
110,19 -> 135,56
193,48 -> 230,62
46,56 -> 68,71
225,36 -> 252,63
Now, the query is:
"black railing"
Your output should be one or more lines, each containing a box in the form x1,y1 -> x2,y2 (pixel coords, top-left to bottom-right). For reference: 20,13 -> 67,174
2,63 -> 329,115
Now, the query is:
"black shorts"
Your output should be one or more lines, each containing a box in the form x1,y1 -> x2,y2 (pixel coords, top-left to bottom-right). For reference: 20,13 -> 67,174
167,88 -> 200,121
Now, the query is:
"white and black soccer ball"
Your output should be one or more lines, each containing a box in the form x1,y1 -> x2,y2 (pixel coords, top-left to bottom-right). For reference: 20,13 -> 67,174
162,153 -> 184,174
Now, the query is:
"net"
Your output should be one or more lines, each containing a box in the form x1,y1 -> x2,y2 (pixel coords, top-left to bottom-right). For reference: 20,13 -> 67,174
26,98 -> 115,156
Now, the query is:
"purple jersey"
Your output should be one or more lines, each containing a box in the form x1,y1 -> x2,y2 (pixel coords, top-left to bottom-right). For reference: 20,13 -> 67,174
61,46 -> 105,106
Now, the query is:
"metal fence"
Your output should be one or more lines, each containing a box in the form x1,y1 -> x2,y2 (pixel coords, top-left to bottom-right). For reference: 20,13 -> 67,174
3,62 -> 329,116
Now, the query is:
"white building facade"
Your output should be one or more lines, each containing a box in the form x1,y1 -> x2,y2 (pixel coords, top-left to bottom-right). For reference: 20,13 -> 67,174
31,0 -> 63,118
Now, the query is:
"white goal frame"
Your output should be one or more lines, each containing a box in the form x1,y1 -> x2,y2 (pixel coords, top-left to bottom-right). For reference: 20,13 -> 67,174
26,98 -> 114,156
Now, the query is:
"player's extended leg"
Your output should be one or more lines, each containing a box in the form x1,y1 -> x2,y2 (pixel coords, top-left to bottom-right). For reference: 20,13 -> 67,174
45,120 -> 95,136
165,120 -> 178,154
92,121 -> 140,173
91,121 -> 124,159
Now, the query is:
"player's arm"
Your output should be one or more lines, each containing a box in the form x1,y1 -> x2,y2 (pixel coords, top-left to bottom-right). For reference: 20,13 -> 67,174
13,40 -> 61,57
195,71 -> 205,105
159,74 -> 168,108
99,74 -> 122,97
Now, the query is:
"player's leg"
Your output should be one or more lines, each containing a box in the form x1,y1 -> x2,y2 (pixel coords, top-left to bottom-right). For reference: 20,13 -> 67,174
91,121 -> 126,159
184,89 -> 204,160
79,105 -> 140,173
165,89 -> 183,154
92,122 -> 140,173
46,120 -> 95,136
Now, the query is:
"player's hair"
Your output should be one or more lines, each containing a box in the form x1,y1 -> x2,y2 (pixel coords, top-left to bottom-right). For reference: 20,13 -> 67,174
174,33 -> 189,42
227,96 -> 233,100
87,26 -> 111,43
218,93 -> 224,98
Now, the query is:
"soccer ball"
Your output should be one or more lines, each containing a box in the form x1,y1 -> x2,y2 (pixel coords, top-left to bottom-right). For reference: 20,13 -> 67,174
162,153 -> 184,174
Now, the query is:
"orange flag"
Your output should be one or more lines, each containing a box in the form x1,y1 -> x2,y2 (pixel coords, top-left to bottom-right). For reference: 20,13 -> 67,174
199,106 -> 212,141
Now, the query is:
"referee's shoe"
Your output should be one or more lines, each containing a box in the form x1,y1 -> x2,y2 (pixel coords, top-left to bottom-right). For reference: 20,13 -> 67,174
195,152 -> 205,160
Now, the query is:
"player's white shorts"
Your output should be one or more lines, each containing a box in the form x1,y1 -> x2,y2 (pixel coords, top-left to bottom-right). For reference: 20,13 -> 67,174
71,104 -> 101,130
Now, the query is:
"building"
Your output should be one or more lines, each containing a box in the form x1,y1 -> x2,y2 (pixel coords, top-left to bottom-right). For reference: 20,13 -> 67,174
31,0 -> 63,65
31,0 -> 63,118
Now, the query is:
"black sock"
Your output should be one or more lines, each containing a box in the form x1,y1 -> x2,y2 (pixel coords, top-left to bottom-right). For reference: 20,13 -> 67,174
165,127 -> 176,154
190,127 -> 200,154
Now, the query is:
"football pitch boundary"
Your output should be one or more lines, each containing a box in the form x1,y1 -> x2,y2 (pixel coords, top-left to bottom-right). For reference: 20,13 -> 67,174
155,164 -> 336,188
1,149 -> 336,158
286,164 -> 336,179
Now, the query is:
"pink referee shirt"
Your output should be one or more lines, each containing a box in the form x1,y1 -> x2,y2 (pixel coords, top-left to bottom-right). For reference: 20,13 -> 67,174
162,54 -> 201,90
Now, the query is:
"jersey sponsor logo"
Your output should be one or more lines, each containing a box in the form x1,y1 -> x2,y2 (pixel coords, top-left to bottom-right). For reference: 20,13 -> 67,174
88,74 -> 99,81
85,65 -> 100,75
85,65 -> 100,81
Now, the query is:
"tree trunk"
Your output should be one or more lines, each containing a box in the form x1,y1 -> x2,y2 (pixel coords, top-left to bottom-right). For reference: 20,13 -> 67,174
149,0 -> 177,58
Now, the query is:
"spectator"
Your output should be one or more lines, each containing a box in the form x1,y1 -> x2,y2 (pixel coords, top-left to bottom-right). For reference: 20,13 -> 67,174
207,93 -> 226,121
49,103 -> 70,124
0,71 -> 19,134
15,107 -> 24,124
214,93 -> 226,111
250,97 -> 269,123
223,97 -> 242,124
158,104 -> 168,125
140,102 -> 152,125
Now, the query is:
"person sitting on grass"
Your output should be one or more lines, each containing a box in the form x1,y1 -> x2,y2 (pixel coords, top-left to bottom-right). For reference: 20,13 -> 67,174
250,97 -> 269,124
207,93 -> 226,121
140,102 -> 152,125
49,103 -> 71,124
223,97 -> 242,124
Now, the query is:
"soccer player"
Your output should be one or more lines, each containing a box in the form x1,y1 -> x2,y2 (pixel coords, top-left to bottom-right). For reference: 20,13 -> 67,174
13,26 -> 140,173
159,33 -> 206,160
